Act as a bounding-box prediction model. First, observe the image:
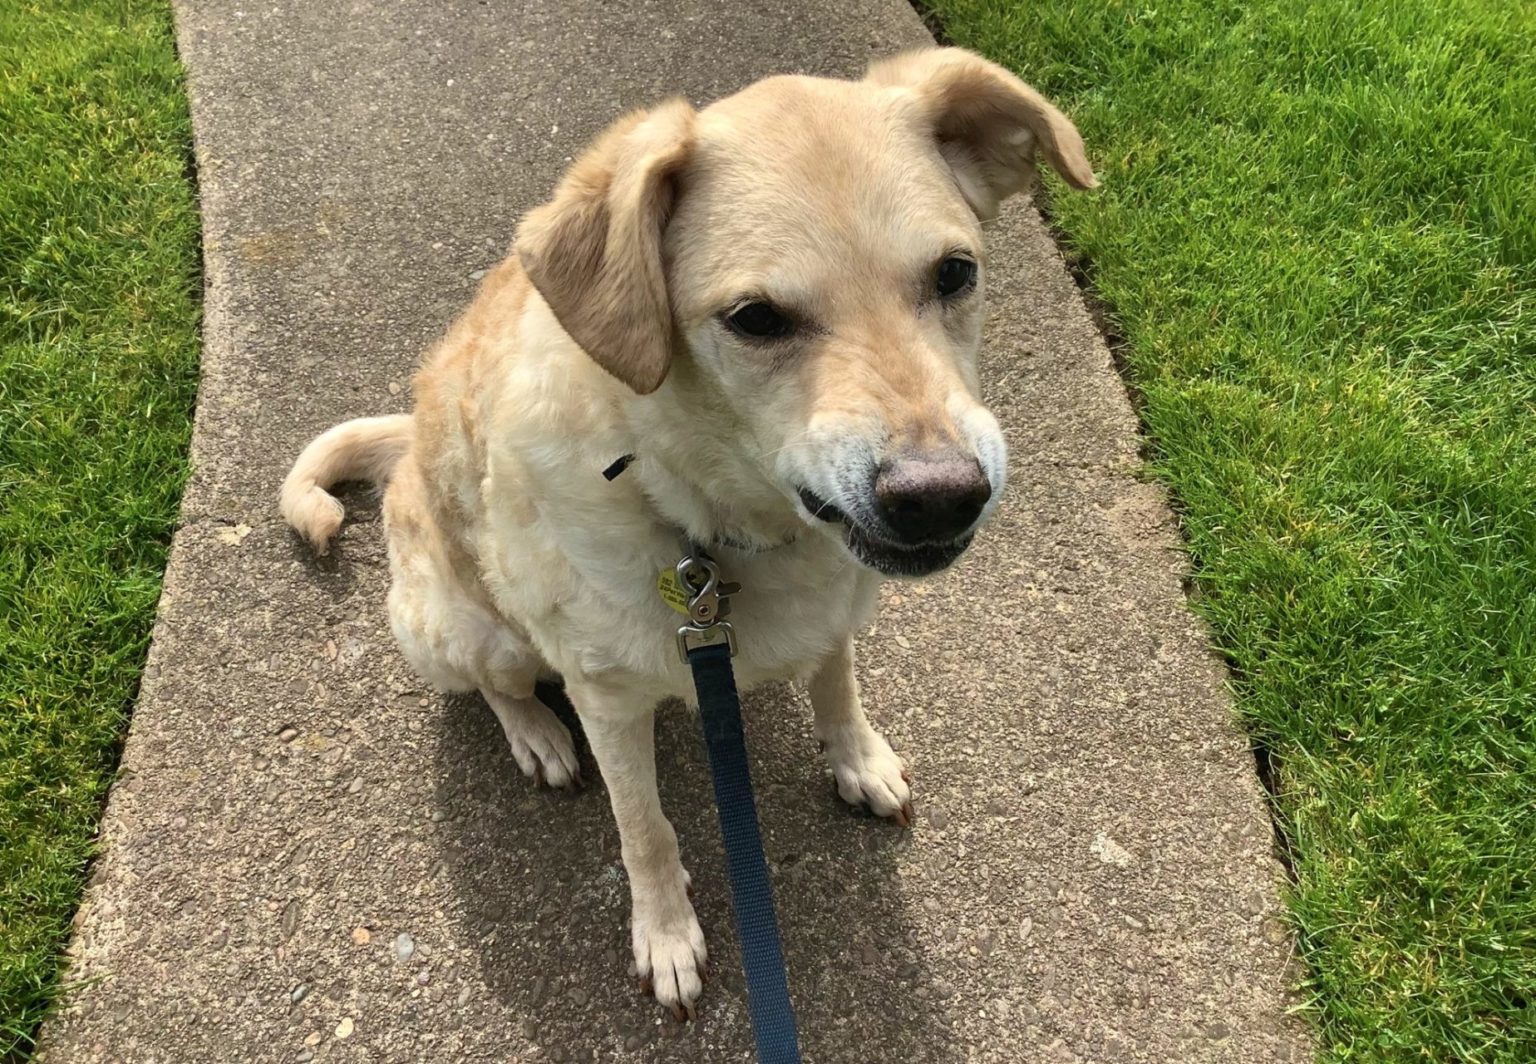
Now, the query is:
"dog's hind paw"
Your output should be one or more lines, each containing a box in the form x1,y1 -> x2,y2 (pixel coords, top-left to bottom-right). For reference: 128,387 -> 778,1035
484,690 -> 582,789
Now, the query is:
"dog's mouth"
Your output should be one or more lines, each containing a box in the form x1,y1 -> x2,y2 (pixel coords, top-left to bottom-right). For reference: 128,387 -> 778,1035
796,488 -> 973,578
796,487 -> 849,526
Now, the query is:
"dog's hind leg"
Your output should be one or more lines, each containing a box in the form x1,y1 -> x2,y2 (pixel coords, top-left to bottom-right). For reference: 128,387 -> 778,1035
383,459 -> 578,788
394,591 -> 579,787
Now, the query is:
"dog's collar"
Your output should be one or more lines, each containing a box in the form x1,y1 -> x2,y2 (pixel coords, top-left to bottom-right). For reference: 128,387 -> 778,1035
602,452 -> 799,555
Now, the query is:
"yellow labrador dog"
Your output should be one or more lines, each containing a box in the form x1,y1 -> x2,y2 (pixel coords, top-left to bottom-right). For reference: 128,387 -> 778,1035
281,47 -> 1094,1017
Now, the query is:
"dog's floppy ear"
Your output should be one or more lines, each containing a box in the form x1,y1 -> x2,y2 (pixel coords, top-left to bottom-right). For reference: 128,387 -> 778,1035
868,47 -> 1096,219
516,100 -> 695,394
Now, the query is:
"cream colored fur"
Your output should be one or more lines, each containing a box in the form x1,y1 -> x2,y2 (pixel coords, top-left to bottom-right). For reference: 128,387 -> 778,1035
279,414 -> 412,554
278,47 -> 1094,1018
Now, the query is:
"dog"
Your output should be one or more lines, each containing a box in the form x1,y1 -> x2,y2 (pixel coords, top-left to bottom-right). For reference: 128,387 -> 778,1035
280,46 -> 1094,1018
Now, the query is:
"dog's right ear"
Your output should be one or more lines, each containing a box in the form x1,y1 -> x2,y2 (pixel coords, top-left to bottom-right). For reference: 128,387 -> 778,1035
516,100 -> 696,395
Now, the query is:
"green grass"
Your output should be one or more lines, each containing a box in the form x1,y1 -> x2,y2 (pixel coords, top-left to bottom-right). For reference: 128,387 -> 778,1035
0,0 -> 199,1055
927,0 -> 1536,1059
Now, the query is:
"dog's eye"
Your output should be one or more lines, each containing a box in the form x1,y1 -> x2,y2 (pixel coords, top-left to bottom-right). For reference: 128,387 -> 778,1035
725,301 -> 794,340
935,256 -> 978,299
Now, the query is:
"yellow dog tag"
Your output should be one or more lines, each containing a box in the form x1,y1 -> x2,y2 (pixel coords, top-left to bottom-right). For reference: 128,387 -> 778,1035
657,567 -> 692,615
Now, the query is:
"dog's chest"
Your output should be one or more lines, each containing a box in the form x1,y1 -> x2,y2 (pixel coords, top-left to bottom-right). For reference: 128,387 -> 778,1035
467,396 -> 882,691
487,519 -> 882,692
711,543 -> 883,687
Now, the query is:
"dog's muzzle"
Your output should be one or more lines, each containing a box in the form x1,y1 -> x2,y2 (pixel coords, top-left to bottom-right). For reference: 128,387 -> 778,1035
797,448 -> 992,578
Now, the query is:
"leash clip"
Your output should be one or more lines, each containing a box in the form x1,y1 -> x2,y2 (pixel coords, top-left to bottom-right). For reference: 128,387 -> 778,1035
674,549 -> 740,663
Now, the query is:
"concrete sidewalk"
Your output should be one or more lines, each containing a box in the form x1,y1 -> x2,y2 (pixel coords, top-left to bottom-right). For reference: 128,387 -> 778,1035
39,1 -> 1309,1061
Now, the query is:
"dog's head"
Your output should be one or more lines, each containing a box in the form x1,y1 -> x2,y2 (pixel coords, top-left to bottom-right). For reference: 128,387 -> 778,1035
517,48 -> 1096,577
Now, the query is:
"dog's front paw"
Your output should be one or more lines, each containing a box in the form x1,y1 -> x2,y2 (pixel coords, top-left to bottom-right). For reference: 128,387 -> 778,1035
631,878 -> 708,1020
821,724 -> 914,826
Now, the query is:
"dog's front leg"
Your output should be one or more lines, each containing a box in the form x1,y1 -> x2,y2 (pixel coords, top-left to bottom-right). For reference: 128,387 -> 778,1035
809,636 -> 915,826
568,680 -> 706,1018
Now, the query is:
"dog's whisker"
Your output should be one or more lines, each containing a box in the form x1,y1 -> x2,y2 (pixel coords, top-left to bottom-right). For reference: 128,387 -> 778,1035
751,425 -> 817,464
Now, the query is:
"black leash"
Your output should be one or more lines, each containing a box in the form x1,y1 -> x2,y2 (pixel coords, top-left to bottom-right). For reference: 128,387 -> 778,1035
673,548 -> 803,1063
689,642 -> 802,1061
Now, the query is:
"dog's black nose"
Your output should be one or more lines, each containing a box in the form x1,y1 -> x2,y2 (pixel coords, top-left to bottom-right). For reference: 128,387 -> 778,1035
874,450 -> 991,545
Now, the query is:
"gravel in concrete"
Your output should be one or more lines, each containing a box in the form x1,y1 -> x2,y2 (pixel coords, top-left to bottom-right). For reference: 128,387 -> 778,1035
38,1 -> 1310,1060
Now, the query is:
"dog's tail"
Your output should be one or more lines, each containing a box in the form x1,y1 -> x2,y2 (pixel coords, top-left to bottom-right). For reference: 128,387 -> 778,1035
280,414 -> 413,554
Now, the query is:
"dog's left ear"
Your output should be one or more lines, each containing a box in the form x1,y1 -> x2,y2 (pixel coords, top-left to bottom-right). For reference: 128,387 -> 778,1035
868,47 -> 1097,220
516,100 -> 696,394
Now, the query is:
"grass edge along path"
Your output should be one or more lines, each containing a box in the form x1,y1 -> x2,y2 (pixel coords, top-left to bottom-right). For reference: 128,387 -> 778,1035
0,0 -> 201,1057
926,1 -> 1536,1060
